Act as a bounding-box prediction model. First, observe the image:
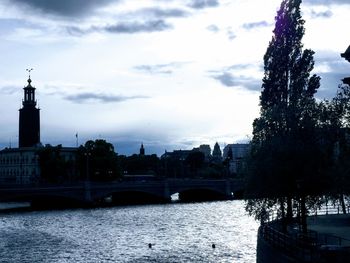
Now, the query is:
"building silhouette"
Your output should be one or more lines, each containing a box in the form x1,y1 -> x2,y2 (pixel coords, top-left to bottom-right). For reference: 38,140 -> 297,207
0,75 -> 77,185
212,142 -> 222,163
223,143 -> 250,175
192,144 -> 211,161
19,77 -> 40,147
139,143 -> 145,156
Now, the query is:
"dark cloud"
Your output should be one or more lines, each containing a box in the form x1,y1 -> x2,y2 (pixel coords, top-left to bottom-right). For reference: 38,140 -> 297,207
212,72 -> 237,86
67,19 -> 172,35
206,24 -> 219,33
188,0 -> 219,9
105,19 -> 171,33
211,71 -> 261,91
304,0 -> 350,5
134,62 -> 189,75
310,9 -> 332,18
226,27 -> 236,41
209,63 -> 263,91
242,21 -> 270,30
227,64 -> 261,71
0,85 -> 20,95
66,26 -> 86,36
208,51 -> 348,98
313,52 -> 350,99
135,7 -> 189,18
9,0 -> 119,17
316,72 -> 345,99
64,92 -> 149,104
135,65 -> 172,75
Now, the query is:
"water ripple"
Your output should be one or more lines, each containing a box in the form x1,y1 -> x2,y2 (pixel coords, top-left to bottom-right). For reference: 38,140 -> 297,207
0,200 -> 258,262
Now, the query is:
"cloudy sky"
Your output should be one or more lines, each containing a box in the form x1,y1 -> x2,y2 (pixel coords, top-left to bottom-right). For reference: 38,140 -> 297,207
0,0 -> 349,155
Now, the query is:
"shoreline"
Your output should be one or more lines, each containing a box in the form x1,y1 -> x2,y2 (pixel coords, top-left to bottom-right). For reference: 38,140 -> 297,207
257,214 -> 350,262
0,202 -> 31,213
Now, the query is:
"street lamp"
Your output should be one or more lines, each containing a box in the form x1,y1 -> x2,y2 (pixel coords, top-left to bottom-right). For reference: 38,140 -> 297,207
84,152 -> 91,180
84,152 -> 92,203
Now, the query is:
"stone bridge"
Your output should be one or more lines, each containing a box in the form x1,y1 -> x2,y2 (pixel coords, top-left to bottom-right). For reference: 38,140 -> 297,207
0,179 -> 244,206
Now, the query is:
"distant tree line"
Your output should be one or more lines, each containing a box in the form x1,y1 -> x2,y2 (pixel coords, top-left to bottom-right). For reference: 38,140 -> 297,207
161,150 -> 232,179
36,140 -> 239,184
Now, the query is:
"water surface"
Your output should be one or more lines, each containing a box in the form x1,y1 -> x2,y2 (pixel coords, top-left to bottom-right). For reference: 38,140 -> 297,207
0,200 -> 258,262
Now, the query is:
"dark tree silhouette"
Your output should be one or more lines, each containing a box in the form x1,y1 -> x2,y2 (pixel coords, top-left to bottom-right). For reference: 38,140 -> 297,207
212,142 -> 222,159
320,84 -> 350,213
77,139 -> 120,181
185,151 -> 205,176
119,154 -> 160,176
226,147 -> 233,160
37,145 -> 77,183
245,0 -> 322,232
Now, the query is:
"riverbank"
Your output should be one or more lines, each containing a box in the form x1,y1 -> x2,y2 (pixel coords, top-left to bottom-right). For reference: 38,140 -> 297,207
308,214 -> 350,245
257,214 -> 350,262
0,202 -> 31,213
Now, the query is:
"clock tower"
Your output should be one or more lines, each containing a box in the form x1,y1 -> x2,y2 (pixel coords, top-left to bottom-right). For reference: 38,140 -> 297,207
19,73 -> 40,148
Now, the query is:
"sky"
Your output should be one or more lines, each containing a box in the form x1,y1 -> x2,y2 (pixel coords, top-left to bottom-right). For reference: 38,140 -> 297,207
0,0 -> 349,156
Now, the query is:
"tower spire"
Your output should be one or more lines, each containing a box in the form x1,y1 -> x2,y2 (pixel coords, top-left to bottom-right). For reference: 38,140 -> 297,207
26,68 -> 33,79
140,143 -> 145,156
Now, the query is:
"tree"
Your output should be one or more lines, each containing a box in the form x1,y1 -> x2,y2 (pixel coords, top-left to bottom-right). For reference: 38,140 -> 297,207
185,151 -> 205,177
245,0 -> 322,232
37,145 -> 76,183
212,142 -> 222,161
77,139 -> 120,181
320,84 -> 350,213
120,154 -> 160,176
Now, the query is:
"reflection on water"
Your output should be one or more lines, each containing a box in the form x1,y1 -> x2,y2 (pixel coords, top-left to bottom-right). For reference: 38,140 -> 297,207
0,202 -> 30,210
0,200 -> 258,263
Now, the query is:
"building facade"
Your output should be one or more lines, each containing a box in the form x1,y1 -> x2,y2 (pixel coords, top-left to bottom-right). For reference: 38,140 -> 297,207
192,144 -> 212,160
0,147 -> 40,185
0,146 -> 78,185
223,143 -> 250,175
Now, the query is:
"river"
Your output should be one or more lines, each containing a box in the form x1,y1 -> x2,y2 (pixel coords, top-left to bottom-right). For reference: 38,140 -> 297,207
0,200 -> 259,263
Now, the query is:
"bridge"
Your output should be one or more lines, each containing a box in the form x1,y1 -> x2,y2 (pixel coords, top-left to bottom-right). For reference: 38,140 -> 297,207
0,179 -> 244,207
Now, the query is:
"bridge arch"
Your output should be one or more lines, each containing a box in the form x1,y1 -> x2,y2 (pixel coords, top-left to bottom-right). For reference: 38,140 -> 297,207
93,190 -> 170,205
173,187 -> 231,202
28,193 -> 87,208
0,179 -> 243,207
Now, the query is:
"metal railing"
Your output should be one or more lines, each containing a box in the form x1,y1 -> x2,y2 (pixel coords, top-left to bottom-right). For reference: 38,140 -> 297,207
260,223 -> 318,262
260,201 -> 350,262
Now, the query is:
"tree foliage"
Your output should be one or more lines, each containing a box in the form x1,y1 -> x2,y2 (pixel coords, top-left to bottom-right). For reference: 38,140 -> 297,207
119,154 -> 160,175
321,85 -> 350,198
247,0 -> 322,198
246,0 -> 350,229
37,145 -> 77,183
77,139 -> 120,181
245,0 -> 330,229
